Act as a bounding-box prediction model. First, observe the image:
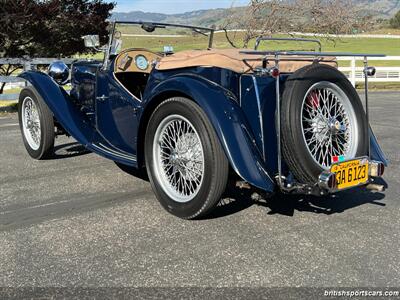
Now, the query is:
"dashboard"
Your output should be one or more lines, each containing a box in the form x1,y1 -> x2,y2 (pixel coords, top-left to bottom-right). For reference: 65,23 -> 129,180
114,49 -> 163,74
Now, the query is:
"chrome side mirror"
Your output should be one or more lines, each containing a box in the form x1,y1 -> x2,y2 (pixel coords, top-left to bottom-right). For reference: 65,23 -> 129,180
82,35 -> 100,48
48,61 -> 70,85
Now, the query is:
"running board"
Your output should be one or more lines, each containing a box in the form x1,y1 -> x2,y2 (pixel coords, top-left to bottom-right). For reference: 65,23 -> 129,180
90,142 -> 137,166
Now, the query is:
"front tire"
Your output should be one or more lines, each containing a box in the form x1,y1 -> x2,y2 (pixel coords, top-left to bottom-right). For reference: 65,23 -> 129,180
18,87 -> 55,160
145,97 -> 229,219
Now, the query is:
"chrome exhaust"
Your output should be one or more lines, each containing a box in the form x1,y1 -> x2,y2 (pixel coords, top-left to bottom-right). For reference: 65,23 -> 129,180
318,171 -> 337,191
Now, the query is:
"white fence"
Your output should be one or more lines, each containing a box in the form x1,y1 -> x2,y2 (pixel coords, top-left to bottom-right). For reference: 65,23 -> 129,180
338,56 -> 400,87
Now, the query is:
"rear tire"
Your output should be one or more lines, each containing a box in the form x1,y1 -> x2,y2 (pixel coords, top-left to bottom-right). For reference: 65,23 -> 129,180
281,64 -> 368,184
18,87 -> 55,160
145,97 -> 229,219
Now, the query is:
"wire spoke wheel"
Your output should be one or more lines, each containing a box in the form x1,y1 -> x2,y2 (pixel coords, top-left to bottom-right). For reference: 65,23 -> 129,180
18,88 -> 55,160
21,96 -> 41,151
301,81 -> 358,169
153,114 -> 205,203
146,98 -> 229,219
282,65 -> 367,184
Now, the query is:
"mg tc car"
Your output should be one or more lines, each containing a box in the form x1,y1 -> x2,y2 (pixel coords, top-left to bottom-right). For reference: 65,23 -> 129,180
18,21 -> 387,219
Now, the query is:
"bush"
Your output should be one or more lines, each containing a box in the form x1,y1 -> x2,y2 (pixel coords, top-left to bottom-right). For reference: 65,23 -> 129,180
390,10 -> 400,28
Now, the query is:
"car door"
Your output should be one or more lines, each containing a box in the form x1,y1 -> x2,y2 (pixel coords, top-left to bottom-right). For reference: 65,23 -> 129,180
95,69 -> 140,155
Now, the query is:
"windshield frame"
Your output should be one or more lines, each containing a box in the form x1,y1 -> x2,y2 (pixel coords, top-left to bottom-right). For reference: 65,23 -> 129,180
102,21 -> 215,70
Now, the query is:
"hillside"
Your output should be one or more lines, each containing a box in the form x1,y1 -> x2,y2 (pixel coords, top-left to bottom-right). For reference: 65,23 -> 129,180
355,0 -> 400,17
112,8 -> 239,28
112,0 -> 400,27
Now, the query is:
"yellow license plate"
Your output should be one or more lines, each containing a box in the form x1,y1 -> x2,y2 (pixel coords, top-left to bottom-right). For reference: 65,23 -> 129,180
330,158 -> 369,190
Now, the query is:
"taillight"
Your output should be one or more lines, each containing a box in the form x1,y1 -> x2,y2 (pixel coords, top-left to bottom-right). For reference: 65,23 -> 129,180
271,67 -> 280,78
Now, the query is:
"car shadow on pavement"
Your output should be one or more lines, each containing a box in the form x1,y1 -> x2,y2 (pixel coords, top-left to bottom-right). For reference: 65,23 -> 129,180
204,180 -> 387,219
114,162 -> 149,181
46,142 -> 91,160
261,189 -> 386,217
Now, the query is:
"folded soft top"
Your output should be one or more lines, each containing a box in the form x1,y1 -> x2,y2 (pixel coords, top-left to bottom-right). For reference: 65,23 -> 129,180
156,49 -> 337,73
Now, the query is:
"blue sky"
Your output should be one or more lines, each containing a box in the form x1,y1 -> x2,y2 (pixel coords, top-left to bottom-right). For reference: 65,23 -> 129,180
113,0 -> 250,14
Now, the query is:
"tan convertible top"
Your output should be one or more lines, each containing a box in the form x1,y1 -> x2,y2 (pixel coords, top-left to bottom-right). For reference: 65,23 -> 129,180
156,49 -> 337,73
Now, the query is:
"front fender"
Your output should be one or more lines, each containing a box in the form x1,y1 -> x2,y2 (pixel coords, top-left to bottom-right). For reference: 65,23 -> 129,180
144,74 -> 275,192
18,71 -> 92,146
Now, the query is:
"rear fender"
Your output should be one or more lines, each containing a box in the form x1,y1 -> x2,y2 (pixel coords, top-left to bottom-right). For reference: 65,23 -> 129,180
144,74 -> 275,192
370,127 -> 388,166
18,71 -> 92,146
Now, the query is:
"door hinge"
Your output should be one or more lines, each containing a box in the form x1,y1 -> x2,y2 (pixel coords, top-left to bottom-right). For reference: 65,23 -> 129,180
96,95 -> 109,102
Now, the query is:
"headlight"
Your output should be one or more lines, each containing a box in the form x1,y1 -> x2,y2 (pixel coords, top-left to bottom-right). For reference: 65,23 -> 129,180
48,61 -> 70,85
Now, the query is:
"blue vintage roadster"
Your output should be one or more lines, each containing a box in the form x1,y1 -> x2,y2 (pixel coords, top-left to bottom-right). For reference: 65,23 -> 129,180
18,21 -> 387,219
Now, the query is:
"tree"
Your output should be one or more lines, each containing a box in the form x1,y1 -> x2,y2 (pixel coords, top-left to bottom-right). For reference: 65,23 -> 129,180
390,10 -> 400,28
222,0 -> 370,48
0,0 -> 115,94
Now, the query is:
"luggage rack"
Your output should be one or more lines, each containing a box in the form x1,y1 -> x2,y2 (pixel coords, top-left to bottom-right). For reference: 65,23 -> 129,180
239,49 -> 386,193
254,36 -> 322,52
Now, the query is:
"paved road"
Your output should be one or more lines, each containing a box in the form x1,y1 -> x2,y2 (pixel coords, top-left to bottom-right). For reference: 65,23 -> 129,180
0,92 -> 399,290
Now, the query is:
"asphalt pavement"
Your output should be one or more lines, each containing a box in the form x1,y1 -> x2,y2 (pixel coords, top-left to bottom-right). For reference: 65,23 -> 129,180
0,92 -> 399,292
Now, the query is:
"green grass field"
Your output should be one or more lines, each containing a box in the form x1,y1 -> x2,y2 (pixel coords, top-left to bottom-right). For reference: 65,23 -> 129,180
0,100 -> 17,108
0,88 -> 20,106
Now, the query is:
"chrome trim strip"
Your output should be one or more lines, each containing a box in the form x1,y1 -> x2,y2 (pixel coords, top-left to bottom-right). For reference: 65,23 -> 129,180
98,142 -> 137,161
252,75 -> 265,161
112,71 -> 142,103
275,54 -> 283,188
92,143 -> 137,162
239,74 -> 243,107
240,50 -> 385,58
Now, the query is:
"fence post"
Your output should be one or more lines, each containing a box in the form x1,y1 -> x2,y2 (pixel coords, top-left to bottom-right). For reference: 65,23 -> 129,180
23,60 -> 32,87
350,57 -> 356,87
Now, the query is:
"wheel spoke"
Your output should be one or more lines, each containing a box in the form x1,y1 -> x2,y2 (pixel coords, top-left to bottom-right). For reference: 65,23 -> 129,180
22,97 -> 42,150
154,115 -> 205,203
301,83 -> 357,169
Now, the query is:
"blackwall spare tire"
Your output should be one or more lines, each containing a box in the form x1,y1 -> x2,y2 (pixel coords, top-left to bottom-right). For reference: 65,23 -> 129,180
281,64 -> 369,184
